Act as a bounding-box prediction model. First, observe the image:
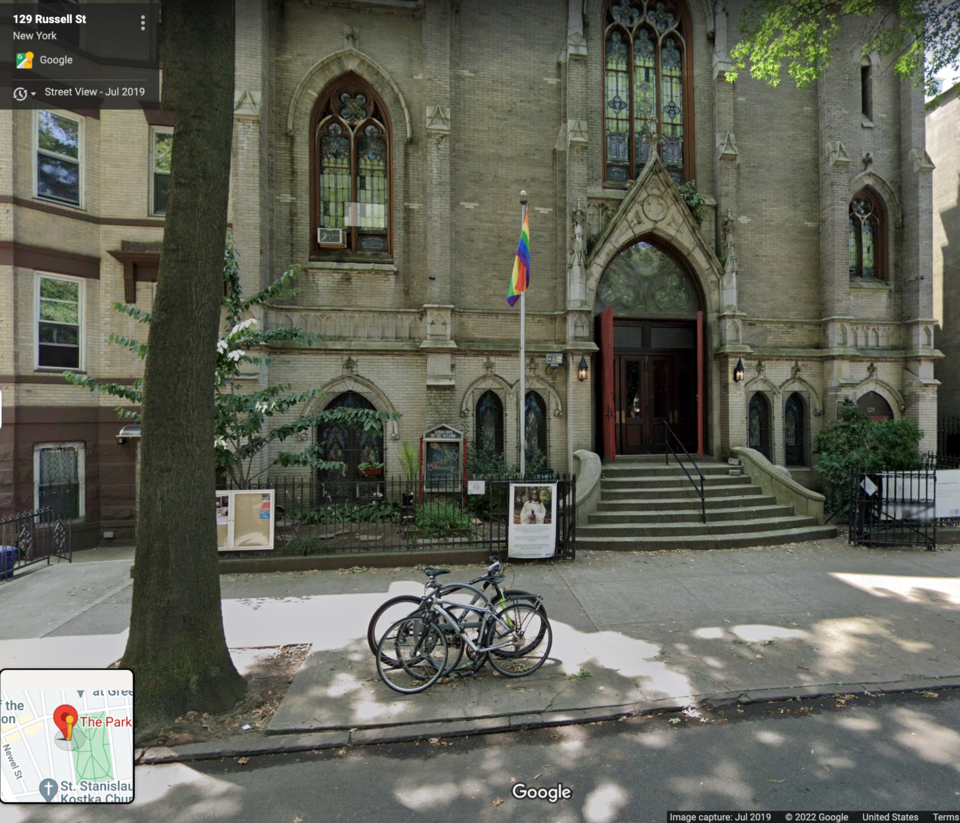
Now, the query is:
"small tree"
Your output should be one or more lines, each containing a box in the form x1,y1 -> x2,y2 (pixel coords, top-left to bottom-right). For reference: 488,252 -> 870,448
813,400 -> 923,512
67,240 -> 398,487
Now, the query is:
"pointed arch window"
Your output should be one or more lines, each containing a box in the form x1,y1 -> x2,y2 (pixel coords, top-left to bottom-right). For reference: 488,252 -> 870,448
603,0 -> 692,185
475,391 -> 504,458
311,74 -> 391,256
524,391 -> 548,460
849,189 -> 885,280
784,392 -> 806,466
748,393 -> 770,459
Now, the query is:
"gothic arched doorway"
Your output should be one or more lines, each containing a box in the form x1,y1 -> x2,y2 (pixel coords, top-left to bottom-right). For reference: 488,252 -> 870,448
594,239 -> 703,456
317,390 -> 384,500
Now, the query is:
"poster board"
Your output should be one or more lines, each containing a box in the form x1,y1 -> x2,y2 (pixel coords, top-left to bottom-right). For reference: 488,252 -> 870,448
423,425 -> 464,492
216,489 -> 274,551
936,470 -> 960,519
508,483 -> 557,559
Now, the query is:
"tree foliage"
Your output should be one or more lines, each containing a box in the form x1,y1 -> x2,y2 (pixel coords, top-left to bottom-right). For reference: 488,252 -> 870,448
66,240 -> 398,488
813,400 -> 923,511
729,0 -> 960,96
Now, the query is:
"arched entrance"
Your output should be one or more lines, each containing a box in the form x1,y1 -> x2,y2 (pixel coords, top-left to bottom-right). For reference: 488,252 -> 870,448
594,239 -> 703,456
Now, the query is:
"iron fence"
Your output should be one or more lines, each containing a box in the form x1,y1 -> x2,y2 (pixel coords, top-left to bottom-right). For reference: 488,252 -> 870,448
849,467 -> 936,550
0,508 -> 72,580
938,414 -> 960,457
221,474 -> 575,561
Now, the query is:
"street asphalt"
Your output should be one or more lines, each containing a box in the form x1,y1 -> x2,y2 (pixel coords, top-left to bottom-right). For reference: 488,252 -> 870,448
2,538 -> 960,763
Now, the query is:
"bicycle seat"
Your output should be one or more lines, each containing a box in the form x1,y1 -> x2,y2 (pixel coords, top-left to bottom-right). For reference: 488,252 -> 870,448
424,568 -> 450,578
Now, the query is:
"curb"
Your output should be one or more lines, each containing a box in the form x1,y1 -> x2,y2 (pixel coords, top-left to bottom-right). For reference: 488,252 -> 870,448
136,677 -> 960,765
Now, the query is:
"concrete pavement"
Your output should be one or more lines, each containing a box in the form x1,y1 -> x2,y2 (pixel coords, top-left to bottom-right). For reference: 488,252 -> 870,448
3,539 -> 960,762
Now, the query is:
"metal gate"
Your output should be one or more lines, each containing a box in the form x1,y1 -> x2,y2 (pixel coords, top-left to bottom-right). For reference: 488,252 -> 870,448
850,468 -> 936,550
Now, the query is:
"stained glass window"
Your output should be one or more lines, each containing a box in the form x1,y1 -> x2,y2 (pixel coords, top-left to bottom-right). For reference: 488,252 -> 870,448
848,191 -> 883,280
314,76 -> 390,254
785,393 -> 805,466
525,392 -> 548,460
748,393 -> 769,458
603,0 -> 687,184
475,391 -> 504,458
316,391 -> 384,500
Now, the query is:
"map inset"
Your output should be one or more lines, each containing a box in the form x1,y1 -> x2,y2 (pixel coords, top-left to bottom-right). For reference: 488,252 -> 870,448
0,669 -> 133,804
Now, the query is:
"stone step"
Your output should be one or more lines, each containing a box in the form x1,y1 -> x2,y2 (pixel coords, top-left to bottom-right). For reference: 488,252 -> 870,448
576,525 -> 839,552
600,483 -> 764,501
588,503 -> 796,524
596,493 -> 778,512
600,474 -> 747,490
578,515 -> 820,539
601,462 -> 730,477
609,454 -> 719,463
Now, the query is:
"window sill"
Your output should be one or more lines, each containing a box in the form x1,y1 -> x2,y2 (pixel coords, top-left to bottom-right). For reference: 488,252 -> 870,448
849,278 -> 891,290
35,196 -> 85,212
305,261 -> 398,274
35,367 -> 85,374
862,116 -> 875,129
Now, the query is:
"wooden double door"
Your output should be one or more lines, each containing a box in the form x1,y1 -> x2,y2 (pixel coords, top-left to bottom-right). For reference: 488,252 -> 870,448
615,352 -> 697,454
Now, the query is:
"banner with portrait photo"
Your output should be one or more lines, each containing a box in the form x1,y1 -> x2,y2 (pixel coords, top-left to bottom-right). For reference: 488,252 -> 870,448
508,483 -> 557,559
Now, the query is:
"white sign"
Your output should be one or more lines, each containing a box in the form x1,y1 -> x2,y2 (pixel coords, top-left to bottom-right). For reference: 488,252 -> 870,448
467,480 -> 486,495
860,476 -> 877,497
508,483 -> 558,559
936,470 -> 960,518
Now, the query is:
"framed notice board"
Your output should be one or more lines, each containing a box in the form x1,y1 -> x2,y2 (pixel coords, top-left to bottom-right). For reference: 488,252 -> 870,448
216,489 -> 275,551
422,425 -> 465,493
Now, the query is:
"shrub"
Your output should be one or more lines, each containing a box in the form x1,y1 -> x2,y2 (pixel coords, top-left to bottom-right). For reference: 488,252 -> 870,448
415,501 -> 473,537
813,401 -> 923,512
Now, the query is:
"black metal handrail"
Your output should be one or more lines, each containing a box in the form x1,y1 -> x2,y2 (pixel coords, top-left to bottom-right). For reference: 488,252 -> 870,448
653,418 -> 706,523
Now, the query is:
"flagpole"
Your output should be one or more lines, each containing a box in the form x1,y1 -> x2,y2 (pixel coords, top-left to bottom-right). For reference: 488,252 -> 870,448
519,190 -> 527,479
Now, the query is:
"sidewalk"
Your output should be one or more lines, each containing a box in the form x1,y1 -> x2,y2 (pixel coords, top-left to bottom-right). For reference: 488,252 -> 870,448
3,538 -> 960,762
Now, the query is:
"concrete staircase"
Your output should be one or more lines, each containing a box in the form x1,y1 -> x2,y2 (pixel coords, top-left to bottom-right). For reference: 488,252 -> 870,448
578,455 -> 837,551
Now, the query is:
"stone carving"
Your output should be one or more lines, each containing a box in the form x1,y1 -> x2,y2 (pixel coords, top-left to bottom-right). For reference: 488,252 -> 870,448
642,193 -> 668,222
867,361 -> 877,378
343,26 -> 359,50
484,358 -> 496,374
426,105 -> 451,133
343,356 -> 358,374
717,132 -> 738,161
756,360 -> 765,377
827,141 -> 851,167
791,361 -> 802,379
568,118 -> 588,145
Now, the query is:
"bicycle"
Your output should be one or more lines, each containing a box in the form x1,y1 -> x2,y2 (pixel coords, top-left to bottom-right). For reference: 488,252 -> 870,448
366,558 -> 547,663
375,580 -> 553,694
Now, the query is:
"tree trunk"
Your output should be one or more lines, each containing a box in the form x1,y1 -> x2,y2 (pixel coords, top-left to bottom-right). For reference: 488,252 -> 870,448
122,0 -> 245,737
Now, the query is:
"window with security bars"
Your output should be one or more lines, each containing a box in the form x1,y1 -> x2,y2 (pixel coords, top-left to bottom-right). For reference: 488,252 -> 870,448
603,0 -> 690,185
475,391 -> 504,458
37,110 -> 82,207
37,275 -> 82,369
151,128 -> 172,215
312,74 -> 390,255
34,443 -> 85,519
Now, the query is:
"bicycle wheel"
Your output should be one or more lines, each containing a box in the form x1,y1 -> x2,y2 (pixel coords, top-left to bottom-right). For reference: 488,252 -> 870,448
376,615 -> 449,694
490,594 -> 549,658
367,595 -> 423,660
485,603 -> 552,678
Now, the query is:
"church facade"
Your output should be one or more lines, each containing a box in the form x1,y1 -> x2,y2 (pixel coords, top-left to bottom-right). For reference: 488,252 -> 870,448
0,0 -> 939,545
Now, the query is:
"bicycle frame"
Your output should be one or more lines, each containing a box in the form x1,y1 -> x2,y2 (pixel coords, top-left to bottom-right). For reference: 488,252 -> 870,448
430,599 -> 521,655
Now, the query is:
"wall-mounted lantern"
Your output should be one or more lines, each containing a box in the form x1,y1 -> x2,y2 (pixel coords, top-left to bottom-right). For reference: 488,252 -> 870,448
733,358 -> 745,383
578,356 -> 589,381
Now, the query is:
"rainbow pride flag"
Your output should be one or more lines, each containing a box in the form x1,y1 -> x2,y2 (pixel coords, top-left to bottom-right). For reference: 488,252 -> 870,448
507,210 -> 530,306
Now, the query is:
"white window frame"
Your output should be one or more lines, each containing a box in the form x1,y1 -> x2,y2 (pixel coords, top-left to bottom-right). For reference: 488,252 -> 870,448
34,109 -> 84,209
149,126 -> 173,216
33,442 -> 86,518
35,272 -> 85,372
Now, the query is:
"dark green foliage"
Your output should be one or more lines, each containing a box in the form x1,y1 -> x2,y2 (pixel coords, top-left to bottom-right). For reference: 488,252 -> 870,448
813,401 -> 923,512
679,180 -> 707,226
289,500 -> 401,525
415,501 -> 473,537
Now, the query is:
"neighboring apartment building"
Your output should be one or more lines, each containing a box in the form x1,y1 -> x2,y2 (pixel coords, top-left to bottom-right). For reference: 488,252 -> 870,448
929,81 -> 959,443
0,0 -> 939,546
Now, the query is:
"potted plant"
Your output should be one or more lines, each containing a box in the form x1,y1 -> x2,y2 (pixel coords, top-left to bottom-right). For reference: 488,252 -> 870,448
357,460 -> 384,478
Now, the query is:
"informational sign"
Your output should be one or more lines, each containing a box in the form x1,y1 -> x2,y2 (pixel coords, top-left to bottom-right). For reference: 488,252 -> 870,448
508,483 -> 557,559
936,470 -> 960,519
467,480 -> 486,495
422,425 -> 464,492
215,489 -> 275,551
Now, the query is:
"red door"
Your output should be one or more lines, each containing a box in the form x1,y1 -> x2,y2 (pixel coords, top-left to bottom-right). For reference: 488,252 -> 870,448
599,307 -> 616,460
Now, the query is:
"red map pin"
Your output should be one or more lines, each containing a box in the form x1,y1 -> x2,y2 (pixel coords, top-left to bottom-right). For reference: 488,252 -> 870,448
53,704 -> 79,741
